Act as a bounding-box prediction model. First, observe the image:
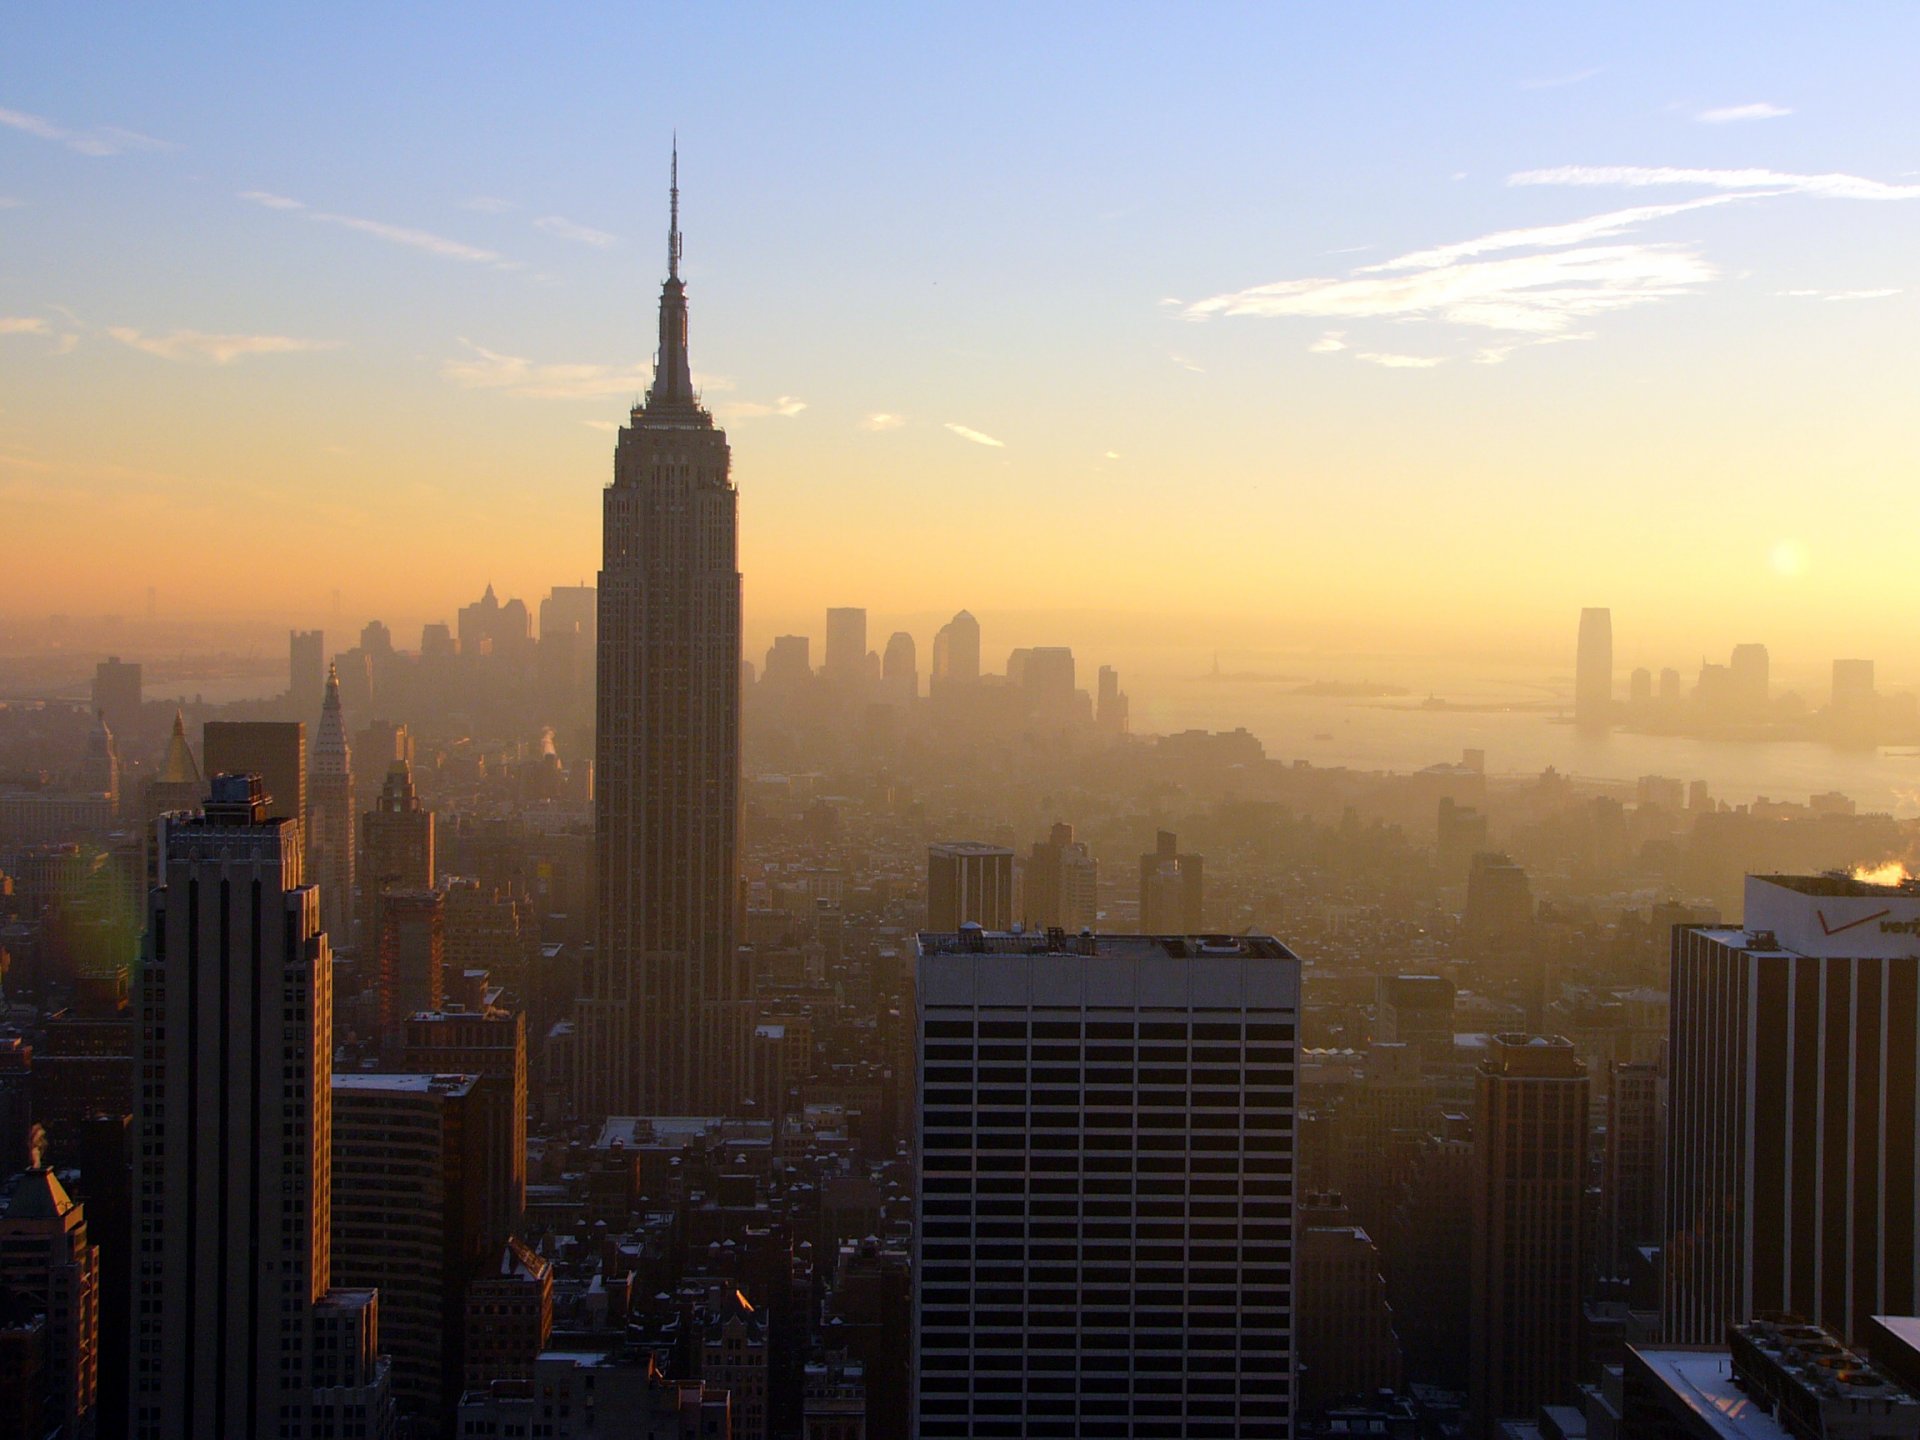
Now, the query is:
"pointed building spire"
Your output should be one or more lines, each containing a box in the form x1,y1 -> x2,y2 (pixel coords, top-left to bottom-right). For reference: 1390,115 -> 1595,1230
669,131 -> 681,281
646,136 -> 697,410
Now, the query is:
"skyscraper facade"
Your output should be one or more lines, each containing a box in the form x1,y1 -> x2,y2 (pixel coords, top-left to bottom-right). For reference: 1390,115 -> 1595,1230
132,773 -> 393,1437
930,610 -> 980,692
310,662 -> 356,947
1468,1034 -> 1588,1438
924,842 -> 1014,932
1666,872 -> 1920,1346
359,759 -> 435,963
202,720 -> 307,875
289,630 -> 325,719
582,149 -> 743,1119
913,929 -> 1300,1437
823,607 -> 868,687
1574,607 -> 1612,729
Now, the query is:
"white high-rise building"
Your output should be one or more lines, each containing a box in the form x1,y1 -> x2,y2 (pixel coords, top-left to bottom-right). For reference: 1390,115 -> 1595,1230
133,773 -> 394,1438
914,929 -> 1300,1438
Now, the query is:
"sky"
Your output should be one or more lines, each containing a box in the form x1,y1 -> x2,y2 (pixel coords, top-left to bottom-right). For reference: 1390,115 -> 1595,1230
4,3 -> 1920,683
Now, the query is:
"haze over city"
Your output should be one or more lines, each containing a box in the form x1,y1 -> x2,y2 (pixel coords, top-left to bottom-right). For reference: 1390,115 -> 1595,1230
6,5 -> 1920,673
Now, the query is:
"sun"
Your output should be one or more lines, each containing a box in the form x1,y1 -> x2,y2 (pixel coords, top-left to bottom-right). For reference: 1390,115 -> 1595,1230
1769,540 -> 1807,578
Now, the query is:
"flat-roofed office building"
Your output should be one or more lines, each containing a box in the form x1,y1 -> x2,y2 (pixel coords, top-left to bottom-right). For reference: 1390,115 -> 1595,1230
914,929 -> 1299,1439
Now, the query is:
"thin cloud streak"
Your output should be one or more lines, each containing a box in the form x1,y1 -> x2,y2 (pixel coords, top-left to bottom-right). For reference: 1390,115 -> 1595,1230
945,423 -> 1005,448
1697,103 -> 1792,124
858,413 -> 906,432
535,215 -> 618,247
1357,352 -> 1445,369
1511,165 -> 1920,201
718,396 -> 807,420
0,105 -> 174,156
1367,195 -> 1751,272
0,317 -> 50,336
241,189 -> 505,262
444,342 -> 652,399
108,328 -> 342,365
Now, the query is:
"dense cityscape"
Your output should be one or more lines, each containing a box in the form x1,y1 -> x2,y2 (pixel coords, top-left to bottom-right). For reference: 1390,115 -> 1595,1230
9,9 -> 1920,1439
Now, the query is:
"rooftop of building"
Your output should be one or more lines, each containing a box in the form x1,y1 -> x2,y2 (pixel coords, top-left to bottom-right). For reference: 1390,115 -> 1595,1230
1629,1347 -> 1791,1440
1759,871 -> 1920,899
915,929 -> 1296,961
331,1071 -> 479,1097
926,840 -> 1014,858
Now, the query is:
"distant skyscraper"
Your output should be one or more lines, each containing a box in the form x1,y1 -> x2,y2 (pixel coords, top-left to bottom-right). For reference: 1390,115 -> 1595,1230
79,711 -> 120,814
1602,1059 -> 1662,1276
582,147 -> 744,1119
1831,657 -> 1878,741
289,630 -> 325,718
924,842 -> 1014,931
90,658 -> 141,736
401,1008 -> 527,1248
1096,664 -> 1129,734
1021,821 -> 1099,931
913,928 -> 1299,1437
457,583 -> 533,668
1629,666 -> 1652,706
824,607 -> 868,686
1468,1034 -> 1588,1438
1729,642 -> 1769,719
1139,830 -> 1203,932
1666,873 -> 1920,1346
202,720 -> 307,875
375,888 -> 445,1030
1575,607 -> 1612,729
359,759 -> 435,964
930,610 -> 980,691
881,631 -> 917,703
133,773 -> 394,1436
762,635 -> 811,689
1658,666 -> 1682,704
310,662 -> 355,946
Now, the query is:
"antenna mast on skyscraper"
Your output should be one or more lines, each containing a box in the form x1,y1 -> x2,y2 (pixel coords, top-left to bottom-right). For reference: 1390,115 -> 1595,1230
669,133 -> 681,280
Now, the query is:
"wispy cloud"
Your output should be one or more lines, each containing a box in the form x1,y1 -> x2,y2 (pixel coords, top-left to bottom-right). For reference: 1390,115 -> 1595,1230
1776,287 -> 1902,301
1365,195 -> 1749,271
582,419 -> 621,432
1358,352 -> 1445,369
0,317 -> 50,336
241,189 -> 505,262
945,422 -> 1005,448
444,341 -> 651,399
1169,352 -> 1205,373
1103,449 -> 1122,461
1308,331 -> 1348,353
535,215 -> 618,247
0,106 -> 174,156
1511,165 -> 1920,201
1697,103 -> 1792,124
718,395 -> 807,420
858,412 -> 906,432
1519,66 -> 1601,91
1188,242 -> 1714,335
108,327 -> 341,365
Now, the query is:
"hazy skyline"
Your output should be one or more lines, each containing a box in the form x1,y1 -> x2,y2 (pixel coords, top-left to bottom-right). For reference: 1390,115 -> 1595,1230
5,5 -> 1920,667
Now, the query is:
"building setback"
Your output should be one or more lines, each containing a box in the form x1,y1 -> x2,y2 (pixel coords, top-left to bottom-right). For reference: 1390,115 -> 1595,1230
914,929 -> 1299,1438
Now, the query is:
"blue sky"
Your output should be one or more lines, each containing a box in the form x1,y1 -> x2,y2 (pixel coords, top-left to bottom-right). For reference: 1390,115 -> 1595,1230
5,4 -> 1920,676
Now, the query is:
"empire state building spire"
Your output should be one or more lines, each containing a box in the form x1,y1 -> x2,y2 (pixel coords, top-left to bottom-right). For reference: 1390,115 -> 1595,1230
647,138 -> 696,410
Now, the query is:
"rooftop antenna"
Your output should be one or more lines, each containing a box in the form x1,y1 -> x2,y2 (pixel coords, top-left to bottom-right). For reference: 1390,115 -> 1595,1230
669,132 -> 681,281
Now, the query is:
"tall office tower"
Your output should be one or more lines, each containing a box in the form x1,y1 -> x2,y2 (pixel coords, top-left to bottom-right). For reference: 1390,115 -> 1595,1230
1658,666 -> 1682,704
1628,666 -> 1653,705
79,711 -> 120,813
1096,664 -> 1129,734
824,607 -> 868,684
1139,830 -> 1204,932
924,842 -> 1014,931
1831,657 -> 1879,742
359,758 -> 435,959
402,1008 -> 527,1246
0,1168 -> 100,1440
537,584 -> 597,715
202,720 -> 307,875
1602,1058 -> 1662,1277
90,657 -> 141,736
1468,1034 -> 1588,1439
762,635 -> 811,689
289,630 -> 325,718
882,631 -> 918,703
1665,872 -> 1920,1346
310,662 -> 355,948
540,584 -> 598,652
582,147 -> 743,1121
1574,607 -> 1612,729
133,773 -> 394,1437
914,929 -> 1300,1438
332,1073 -> 487,1438
1729,642 -> 1770,719
375,888 -> 445,1029
1022,822 -> 1099,931
930,609 -> 980,691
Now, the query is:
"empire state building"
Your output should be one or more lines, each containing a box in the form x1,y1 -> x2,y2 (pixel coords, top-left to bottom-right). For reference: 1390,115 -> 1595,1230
581,148 -> 744,1118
